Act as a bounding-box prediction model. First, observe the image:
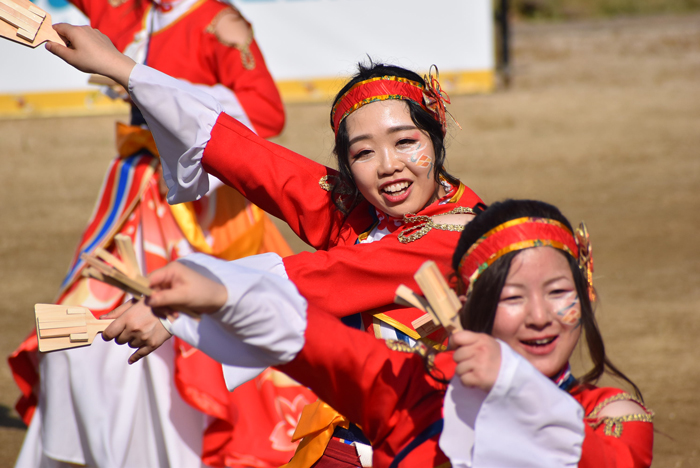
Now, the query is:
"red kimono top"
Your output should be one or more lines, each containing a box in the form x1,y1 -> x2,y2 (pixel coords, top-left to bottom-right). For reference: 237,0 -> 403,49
279,310 -> 654,468
203,112 -> 483,340
73,0 -> 284,138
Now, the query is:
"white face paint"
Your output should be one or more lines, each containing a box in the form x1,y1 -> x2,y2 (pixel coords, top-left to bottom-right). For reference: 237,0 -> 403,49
345,100 -> 444,218
491,247 -> 583,378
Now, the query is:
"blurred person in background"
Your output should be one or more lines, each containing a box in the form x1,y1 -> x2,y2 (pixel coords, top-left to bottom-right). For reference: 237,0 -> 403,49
7,0 -> 315,466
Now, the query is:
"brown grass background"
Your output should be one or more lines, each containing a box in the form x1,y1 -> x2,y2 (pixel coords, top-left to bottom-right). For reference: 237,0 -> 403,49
1,12 -> 699,467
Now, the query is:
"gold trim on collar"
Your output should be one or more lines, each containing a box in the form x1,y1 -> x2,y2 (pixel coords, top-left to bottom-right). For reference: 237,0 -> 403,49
398,206 -> 475,244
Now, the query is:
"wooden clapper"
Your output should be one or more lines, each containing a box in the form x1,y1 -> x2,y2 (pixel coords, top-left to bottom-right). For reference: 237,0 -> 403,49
35,234 -> 152,352
0,0 -> 62,47
394,260 -> 463,338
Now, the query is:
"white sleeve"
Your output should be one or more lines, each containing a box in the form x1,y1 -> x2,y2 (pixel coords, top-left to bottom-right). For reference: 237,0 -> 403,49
128,64 -> 222,204
189,82 -> 255,195
168,253 -> 307,389
440,341 -> 584,468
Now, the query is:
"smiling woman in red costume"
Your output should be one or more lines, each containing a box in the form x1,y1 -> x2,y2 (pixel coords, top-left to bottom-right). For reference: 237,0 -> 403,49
41,23 -> 484,465
447,199 -> 653,467
9,2 -> 297,467
130,199 -> 653,468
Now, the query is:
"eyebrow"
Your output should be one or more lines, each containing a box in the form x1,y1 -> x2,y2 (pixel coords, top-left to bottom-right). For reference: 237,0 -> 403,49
503,275 -> 572,289
348,125 -> 419,147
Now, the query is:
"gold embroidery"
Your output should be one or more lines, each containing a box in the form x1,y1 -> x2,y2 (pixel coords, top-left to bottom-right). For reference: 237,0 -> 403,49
206,8 -> 256,70
319,175 -> 354,195
384,339 -> 414,353
585,392 -> 654,438
398,206 -> 475,243
107,0 -> 127,7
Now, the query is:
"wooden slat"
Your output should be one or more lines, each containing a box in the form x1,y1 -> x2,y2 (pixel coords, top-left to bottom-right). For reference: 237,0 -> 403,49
95,247 -> 130,277
414,261 -> 463,334
70,333 -> 90,342
114,234 -> 140,279
0,0 -> 41,28
0,0 -> 40,41
39,326 -> 87,338
38,319 -> 86,329
0,0 -> 62,48
394,284 -> 430,315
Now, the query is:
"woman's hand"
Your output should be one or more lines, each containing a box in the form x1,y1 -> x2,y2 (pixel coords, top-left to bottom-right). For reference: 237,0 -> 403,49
45,24 -> 136,89
101,298 -> 173,365
146,261 -> 228,318
451,330 -> 502,393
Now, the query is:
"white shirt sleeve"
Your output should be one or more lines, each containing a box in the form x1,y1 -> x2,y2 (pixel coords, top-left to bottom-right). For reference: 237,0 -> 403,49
168,253 -> 307,389
440,341 -> 584,468
128,64 -> 224,204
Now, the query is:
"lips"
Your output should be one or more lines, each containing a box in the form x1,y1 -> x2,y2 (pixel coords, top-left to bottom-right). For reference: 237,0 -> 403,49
380,180 -> 412,203
519,335 -> 558,355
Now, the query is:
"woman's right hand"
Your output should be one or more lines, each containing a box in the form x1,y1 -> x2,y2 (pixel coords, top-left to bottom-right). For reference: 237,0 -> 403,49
46,24 -> 136,89
451,330 -> 502,393
146,261 -> 228,318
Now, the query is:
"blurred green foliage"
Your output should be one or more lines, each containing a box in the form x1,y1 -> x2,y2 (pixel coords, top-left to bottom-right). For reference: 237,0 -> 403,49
508,0 -> 700,19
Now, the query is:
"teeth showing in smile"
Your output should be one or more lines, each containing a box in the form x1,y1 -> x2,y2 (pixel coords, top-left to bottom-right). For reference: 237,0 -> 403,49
383,181 -> 410,194
522,337 -> 556,346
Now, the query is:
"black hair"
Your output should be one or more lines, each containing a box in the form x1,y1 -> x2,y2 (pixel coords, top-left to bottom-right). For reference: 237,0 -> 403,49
329,59 -> 458,212
451,199 -> 643,400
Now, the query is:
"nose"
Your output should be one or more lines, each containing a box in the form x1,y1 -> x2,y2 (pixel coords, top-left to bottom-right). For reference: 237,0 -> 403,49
524,294 -> 553,330
377,148 -> 404,176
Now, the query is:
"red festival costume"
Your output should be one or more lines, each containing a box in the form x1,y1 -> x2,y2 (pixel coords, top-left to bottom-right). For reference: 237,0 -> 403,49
279,309 -> 654,468
7,1 -> 314,466
203,112 -> 482,343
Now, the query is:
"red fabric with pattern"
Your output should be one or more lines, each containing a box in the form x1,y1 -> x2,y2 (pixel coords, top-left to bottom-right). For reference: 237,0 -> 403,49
70,0 -> 284,138
280,310 -> 654,468
203,113 -> 483,325
572,386 -> 654,468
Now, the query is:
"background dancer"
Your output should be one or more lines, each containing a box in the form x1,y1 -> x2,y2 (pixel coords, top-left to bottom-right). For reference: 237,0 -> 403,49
8,2 -> 304,466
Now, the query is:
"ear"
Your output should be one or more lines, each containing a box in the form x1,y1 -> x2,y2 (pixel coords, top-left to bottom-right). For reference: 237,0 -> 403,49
458,294 -> 467,305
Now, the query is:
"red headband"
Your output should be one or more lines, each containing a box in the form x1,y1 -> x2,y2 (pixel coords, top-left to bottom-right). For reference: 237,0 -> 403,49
330,68 -> 455,136
458,217 -> 582,295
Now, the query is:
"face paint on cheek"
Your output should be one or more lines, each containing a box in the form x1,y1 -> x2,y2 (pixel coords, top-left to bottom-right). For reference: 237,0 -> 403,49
556,294 -> 581,327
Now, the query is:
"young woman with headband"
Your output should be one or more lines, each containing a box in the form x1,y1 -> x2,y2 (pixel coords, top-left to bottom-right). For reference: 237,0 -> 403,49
139,199 -> 653,467
42,24 -> 482,464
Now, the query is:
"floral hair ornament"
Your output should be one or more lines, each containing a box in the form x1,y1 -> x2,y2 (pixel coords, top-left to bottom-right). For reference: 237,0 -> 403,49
422,65 -> 461,136
574,222 -> 596,303
330,65 -> 459,136
458,217 -> 595,301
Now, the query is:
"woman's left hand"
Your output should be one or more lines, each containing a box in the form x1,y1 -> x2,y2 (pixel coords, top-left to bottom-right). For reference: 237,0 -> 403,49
101,297 -> 173,365
451,330 -> 501,393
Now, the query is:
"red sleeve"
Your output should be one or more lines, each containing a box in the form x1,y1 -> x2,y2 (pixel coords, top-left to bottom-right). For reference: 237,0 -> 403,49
284,226 -> 462,317
203,113 -> 345,250
278,309 -> 452,466
578,421 -> 654,468
203,35 -> 285,138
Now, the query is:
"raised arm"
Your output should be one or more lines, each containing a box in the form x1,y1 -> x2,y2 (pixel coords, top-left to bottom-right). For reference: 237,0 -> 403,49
46,25 -> 343,247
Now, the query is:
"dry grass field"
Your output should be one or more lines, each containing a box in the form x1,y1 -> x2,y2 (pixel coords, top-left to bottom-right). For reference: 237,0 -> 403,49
1,12 -> 699,467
